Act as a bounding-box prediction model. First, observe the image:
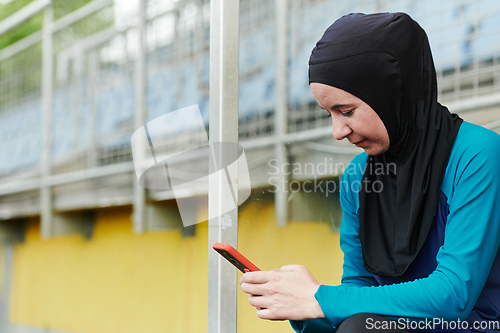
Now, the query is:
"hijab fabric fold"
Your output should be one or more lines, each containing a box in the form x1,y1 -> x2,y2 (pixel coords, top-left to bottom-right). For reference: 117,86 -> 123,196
309,13 -> 463,277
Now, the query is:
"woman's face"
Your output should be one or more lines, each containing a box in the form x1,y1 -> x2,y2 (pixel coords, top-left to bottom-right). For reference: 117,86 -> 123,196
310,82 -> 390,156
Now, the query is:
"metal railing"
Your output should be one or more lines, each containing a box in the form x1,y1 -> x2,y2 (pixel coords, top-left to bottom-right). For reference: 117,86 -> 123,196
1,0 -> 500,228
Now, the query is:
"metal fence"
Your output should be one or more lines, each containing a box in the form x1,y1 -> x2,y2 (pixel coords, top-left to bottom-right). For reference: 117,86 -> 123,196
1,0 -> 500,233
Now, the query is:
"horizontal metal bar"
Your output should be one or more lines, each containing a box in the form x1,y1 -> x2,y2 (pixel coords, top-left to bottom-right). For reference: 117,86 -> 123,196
0,0 -> 113,61
0,0 -> 51,36
145,4 -> 177,22
284,126 -> 333,143
57,26 -> 119,59
239,126 -> 333,150
303,142 -> 363,155
444,93 -> 500,113
53,0 -> 112,33
0,30 -> 42,61
0,162 -> 134,196
0,128 -> 350,197
484,119 -> 500,130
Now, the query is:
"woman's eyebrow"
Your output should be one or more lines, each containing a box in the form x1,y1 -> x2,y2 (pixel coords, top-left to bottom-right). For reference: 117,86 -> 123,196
319,104 -> 349,110
330,104 -> 349,110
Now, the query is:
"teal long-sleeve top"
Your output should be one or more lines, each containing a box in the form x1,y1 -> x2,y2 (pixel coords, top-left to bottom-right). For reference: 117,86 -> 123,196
291,121 -> 500,332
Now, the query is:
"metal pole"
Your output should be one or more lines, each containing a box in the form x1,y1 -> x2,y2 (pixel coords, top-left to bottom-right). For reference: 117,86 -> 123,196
208,0 -> 239,332
133,0 -> 147,234
275,0 -> 288,227
88,49 -> 98,168
40,4 -> 54,239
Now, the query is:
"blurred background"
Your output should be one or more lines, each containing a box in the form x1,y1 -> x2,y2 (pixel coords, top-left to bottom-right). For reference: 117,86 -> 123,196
0,0 -> 499,332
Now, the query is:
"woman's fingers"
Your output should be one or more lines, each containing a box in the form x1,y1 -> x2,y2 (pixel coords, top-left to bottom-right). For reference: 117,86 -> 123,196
240,282 -> 265,295
256,308 -> 286,321
240,270 -> 277,296
256,308 -> 273,320
239,271 -> 272,285
248,294 -> 267,308
240,265 -> 324,321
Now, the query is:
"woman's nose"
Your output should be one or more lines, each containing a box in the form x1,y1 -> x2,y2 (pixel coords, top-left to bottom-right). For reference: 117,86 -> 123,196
332,117 -> 352,140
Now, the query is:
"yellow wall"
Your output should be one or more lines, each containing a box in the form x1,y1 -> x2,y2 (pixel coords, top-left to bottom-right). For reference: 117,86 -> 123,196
9,200 -> 343,333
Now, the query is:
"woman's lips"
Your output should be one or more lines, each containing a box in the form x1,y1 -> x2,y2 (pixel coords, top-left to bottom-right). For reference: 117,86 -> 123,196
354,139 -> 366,147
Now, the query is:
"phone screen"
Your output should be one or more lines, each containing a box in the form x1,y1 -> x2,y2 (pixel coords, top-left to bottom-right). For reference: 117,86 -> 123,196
215,249 -> 250,272
213,242 -> 260,272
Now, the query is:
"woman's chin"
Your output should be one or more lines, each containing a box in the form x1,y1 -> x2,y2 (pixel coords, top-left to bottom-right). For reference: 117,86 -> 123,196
362,146 -> 385,156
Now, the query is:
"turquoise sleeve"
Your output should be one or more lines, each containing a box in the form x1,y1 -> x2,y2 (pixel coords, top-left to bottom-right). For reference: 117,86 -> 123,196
314,127 -> 500,329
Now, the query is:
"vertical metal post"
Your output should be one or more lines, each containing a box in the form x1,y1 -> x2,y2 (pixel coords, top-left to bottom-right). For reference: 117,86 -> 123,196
195,0 -> 204,82
173,4 -> 182,103
133,0 -> 147,234
74,53 -> 84,153
88,49 -> 98,168
208,0 -> 239,332
40,4 -> 54,239
275,0 -> 288,227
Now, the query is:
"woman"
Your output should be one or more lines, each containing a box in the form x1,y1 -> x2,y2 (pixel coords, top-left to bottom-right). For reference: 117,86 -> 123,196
239,12 -> 500,332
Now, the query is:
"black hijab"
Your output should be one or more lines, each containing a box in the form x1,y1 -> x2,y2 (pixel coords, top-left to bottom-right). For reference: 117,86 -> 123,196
309,13 -> 463,277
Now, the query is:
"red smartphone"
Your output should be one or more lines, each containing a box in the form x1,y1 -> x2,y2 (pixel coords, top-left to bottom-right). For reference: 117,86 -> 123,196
213,243 -> 260,273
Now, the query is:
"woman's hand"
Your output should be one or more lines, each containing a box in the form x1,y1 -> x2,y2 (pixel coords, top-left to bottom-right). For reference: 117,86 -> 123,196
239,264 -> 325,321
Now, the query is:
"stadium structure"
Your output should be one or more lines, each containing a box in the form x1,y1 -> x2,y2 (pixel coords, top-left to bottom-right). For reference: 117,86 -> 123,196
0,0 -> 499,332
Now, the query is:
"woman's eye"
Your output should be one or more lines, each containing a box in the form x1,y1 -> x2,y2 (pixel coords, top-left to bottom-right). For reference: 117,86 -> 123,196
341,109 -> 354,117
326,112 -> 332,118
